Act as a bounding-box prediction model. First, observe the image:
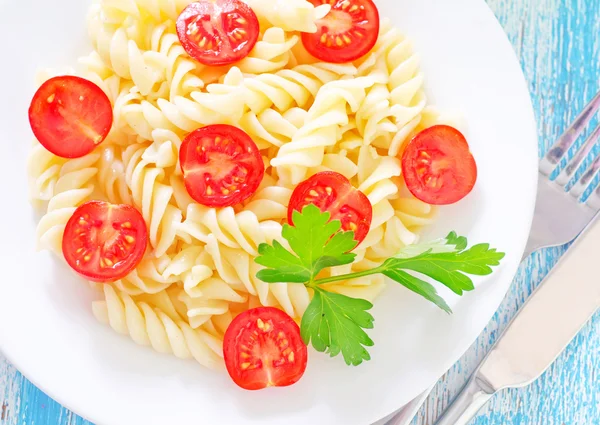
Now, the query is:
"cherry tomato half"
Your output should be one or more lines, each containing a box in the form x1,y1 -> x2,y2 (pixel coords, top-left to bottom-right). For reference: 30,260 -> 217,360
223,307 -> 308,390
29,76 -> 113,159
176,0 -> 260,66
62,201 -> 148,282
301,0 -> 380,63
402,125 -> 478,205
179,125 -> 264,207
288,171 -> 372,244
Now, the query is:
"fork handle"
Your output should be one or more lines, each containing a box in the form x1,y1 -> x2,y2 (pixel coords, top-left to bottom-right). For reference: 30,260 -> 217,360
433,376 -> 495,425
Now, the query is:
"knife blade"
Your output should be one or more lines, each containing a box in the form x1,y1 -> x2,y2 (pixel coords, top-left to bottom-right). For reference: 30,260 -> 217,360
434,213 -> 600,425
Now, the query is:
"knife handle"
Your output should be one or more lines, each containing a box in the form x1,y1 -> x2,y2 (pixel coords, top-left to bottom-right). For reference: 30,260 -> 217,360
433,376 -> 495,425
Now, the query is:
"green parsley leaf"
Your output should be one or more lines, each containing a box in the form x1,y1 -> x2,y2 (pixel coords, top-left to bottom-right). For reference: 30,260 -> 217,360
382,268 -> 451,313
255,240 -> 311,283
445,231 -> 468,251
255,204 -> 357,284
254,204 -> 506,365
382,241 -> 505,297
301,287 -> 374,366
394,231 -> 466,259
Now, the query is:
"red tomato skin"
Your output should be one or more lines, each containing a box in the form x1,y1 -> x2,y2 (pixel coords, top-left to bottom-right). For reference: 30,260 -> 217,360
287,171 -> 372,244
402,125 -> 478,205
179,125 -> 264,208
62,201 -> 148,283
176,0 -> 260,66
223,307 -> 308,390
28,76 -> 113,159
301,0 -> 380,63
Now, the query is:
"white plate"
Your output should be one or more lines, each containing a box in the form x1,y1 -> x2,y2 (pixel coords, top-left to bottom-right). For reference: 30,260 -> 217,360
0,0 -> 538,424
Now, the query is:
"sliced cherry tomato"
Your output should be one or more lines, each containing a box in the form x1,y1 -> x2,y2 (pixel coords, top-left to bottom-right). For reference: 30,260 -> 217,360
179,125 -> 264,207
301,0 -> 380,63
28,76 -> 113,159
288,171 -> 372,244
62,201 -> 148,282
176,0 -> 260,66
402,125 -> 478,205
223,307 -> 308,390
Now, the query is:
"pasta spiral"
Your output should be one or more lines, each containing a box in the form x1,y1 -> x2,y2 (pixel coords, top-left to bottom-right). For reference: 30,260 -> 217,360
112,254 -> 177,295
88,11 -> 167,97
93,285 -> 223,369
272,76 -> 377,185
177,203 -> 284,257
122,141 -> 182,257
35,152 -> 101,254
239,107 -> 308,150
204,235 -> 310,319
235,27 -> 300,75
27,142 -> 67,205
113,71 -> 246,140
89,0 -> 191,32
245,0 -> 331,33
357,20 -> 427,156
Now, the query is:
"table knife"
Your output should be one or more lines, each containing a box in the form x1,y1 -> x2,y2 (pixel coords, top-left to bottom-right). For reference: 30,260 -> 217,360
433,215 -> 600,425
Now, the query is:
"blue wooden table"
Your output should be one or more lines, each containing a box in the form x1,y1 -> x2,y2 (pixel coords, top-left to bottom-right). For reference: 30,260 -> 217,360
2,1 -> 599,424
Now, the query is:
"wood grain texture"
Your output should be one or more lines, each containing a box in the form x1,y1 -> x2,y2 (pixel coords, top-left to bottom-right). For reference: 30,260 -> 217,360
2,1 -> 599,425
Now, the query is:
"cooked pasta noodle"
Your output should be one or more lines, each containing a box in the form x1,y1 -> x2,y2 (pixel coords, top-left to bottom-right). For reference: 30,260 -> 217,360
35,152 -> 101,254
93,284 -> 223,369
28,0 -> 449,371
245,0 -> 330,33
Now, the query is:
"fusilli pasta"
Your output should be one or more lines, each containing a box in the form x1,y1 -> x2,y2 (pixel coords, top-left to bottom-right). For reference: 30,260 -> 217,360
93,284 -> 223,369
28,0 -> 447,372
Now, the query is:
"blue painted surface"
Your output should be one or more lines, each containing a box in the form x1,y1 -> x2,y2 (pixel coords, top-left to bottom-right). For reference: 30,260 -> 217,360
1,0 -> 599,425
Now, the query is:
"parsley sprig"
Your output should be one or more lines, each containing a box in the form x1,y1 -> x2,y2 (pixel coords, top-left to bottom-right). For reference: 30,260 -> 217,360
255,205 -> 505,366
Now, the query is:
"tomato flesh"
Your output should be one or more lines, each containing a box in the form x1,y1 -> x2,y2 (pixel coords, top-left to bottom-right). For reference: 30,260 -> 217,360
179,125 -> 264,207
288,172 -> 372,244
302,0 -> 380,63
402,125 -> 478,205
29,76 -> 113,159
223,307 -> 308,390
62,201 -> 148,282
176,0 -> 260,66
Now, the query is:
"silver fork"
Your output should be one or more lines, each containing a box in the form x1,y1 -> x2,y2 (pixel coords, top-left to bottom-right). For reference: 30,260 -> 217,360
523,90 -> 600,258
387,91 -> 600,425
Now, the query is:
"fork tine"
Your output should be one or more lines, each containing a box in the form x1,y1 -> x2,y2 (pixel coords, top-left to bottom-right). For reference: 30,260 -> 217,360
540,91 -> 600,176
569,125 -> 600,198
588,183 -> 600,209
556,123 -> 600,187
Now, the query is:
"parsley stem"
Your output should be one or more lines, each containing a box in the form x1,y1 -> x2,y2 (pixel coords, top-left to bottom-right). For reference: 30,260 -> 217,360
313,267 -> 385,286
